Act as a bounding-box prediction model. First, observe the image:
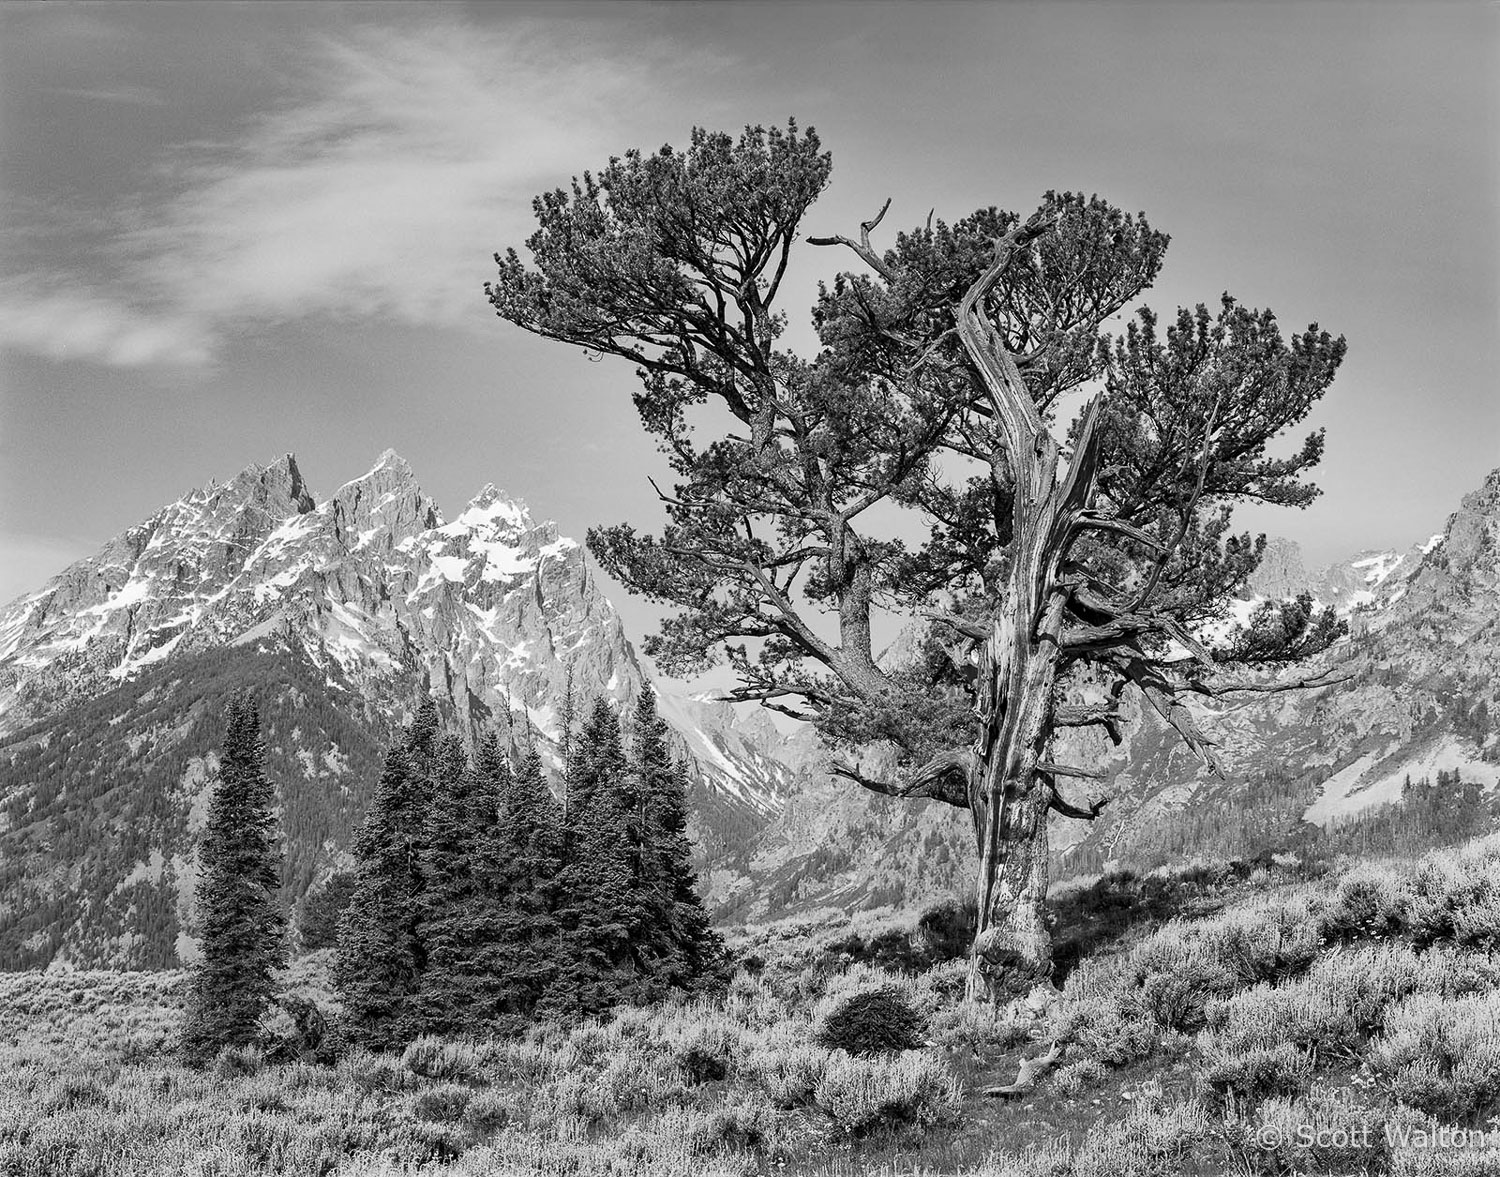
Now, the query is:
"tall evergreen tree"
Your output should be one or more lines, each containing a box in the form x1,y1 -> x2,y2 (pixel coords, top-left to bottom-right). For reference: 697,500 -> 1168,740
465,732 -> 520,1020
181,691 -> 287,1065
544,699 -> 634,1018
631,686 -> 726,992
491,743 -> 562,1017
415,734 -> 486,1035
335,699 -> 437,1049
558,663 -> 578,803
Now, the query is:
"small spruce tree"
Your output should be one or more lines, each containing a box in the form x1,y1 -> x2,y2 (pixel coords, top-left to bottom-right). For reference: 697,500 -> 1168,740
335,699 -> 437,1049
415,734 -> 484,1035
491,741 -> 562,1017
632,686 -> 727,991
544,699 -> 634,1017
181,691 -> 287,1065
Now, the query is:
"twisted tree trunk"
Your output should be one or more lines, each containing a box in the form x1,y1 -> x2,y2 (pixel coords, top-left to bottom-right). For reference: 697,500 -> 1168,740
957,216 -> 1103,1002
964,450 -> 1069,1001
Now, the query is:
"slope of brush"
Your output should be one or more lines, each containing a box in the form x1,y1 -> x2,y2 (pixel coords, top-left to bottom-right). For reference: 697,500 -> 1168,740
5,835 -> 1500,1175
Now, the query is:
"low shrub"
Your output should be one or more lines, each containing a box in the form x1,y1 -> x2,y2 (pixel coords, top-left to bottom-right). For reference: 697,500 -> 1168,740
41,1075 -> 107,1113
1050,1057 -> 1110,1096
1319,866 -> 1404,942
1202,1040 -> 1315,1104
461,1087 -> 514,1133
1207,901 -> 1321,985
209,1044 -> 263,1079
1203,982 -> 1362,1063
687,1098 -> 779,1155
813,1050 -> 960,1136
749,1043 -> 830,1109
813,986 -> 926,1055
411,1083 -> 473,1124
340,1047 -> 419,1093
403,1036 -> 478,1081
537,1042 -> 687,1124
1050,995 -> 1158,1068
1369,992 -> 1500,1122
1413,945 -> 1500,998
1236,1087 -> 1387,1175
1137,957 -> 1237,1032
1385,1107 -> 1500,1176
928,999 -> 1034,1054
1069,1095 -> 1211,1177
669,1017 -> 742,1084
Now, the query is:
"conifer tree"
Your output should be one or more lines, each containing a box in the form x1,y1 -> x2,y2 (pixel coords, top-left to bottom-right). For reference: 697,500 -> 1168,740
181,691 -> 287,1065
490,122 -> 1347,997
465,732 -> 519,1019
492,743 -> 562,1017
558,663 -> 578,799
631,686 -> 726,992
415,734 -> 486,1035
544,699 -> 634,1017
335,699 -> 437,1049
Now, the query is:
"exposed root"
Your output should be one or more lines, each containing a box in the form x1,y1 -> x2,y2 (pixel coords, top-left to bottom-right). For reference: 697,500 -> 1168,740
982,1041 -> 1062,1097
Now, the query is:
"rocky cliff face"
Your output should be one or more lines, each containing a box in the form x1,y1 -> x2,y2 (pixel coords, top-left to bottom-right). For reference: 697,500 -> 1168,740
0,453 -> 792,967
1053,468 -> 1500,870
0,451 -> 642,755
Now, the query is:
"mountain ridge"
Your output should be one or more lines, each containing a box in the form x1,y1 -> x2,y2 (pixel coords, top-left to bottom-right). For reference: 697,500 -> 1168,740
0,451 -> 794,968
3,454 -> 1497,966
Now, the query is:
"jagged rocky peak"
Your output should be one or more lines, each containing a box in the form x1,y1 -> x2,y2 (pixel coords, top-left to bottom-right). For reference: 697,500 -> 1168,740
461,483 -> 532,528
1443,466 -> 1500,575
187,453 -> 316,516
0,450 -> 658,769
1246,536 -> 1312,600
327,449 -> 439,550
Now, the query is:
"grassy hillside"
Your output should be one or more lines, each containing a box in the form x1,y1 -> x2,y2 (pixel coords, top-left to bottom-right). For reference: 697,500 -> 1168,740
3,835 -> 1500,1175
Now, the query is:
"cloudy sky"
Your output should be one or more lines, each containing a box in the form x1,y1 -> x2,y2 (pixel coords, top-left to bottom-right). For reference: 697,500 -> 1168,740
2,1 -> 1496,663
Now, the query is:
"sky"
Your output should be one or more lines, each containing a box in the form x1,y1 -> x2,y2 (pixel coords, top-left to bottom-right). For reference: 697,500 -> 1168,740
2,1 -> 1497,674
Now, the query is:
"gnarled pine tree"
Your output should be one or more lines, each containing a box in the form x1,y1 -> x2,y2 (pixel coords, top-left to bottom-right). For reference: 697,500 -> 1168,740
488,121 -> 1346,1000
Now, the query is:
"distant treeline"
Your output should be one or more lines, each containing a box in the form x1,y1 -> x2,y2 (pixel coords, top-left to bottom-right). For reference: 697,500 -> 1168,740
1064,765 -> 1496,880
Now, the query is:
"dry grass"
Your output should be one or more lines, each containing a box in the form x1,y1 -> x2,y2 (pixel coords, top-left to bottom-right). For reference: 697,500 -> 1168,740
4,835 -> 1500,1174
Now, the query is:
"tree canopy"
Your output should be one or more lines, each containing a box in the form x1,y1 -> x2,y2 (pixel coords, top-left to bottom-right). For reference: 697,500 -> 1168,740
489,121 -> 1346,996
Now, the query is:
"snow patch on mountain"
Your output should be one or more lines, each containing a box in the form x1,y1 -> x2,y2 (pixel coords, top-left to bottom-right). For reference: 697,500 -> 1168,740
0,451 -> 797,825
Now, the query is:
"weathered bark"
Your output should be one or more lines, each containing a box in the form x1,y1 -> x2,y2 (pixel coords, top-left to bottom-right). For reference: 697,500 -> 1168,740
964,474 -> 1067,1001
956,215 -> 1103,1002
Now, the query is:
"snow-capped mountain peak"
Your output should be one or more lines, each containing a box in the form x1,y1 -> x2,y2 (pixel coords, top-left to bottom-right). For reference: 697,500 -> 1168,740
0,452 -> 793,813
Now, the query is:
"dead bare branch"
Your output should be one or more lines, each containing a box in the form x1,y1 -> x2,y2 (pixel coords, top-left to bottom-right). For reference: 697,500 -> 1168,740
1036,761 -> 1107,781
924,610 -> 989,643
1044,780 -> 1110,821
1188,666 -> 1354,697
807,198 -> 896,281
830,748 -> 972,809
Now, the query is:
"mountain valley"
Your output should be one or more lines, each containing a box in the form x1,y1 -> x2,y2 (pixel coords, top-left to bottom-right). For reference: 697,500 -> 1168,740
2,453 -> 1497,968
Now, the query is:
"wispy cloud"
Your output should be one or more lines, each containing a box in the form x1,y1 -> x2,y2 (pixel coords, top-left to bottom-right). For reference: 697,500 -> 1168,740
47,85 -> 167,106
1,19 -> 713,367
